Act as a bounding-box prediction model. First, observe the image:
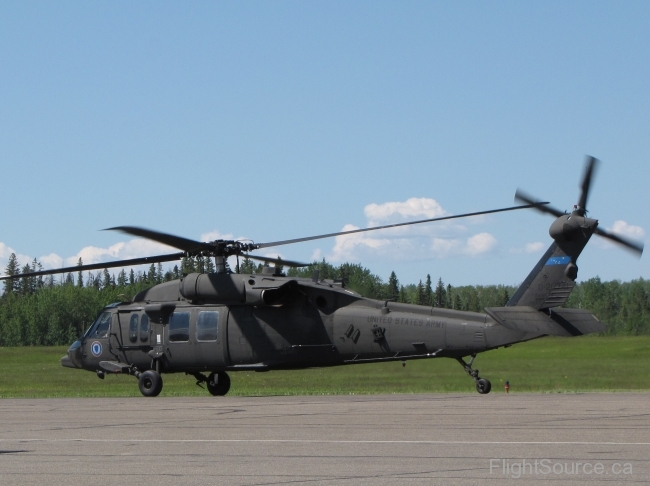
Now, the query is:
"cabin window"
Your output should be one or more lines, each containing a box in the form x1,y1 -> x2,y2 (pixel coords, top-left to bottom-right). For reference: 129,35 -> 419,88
140,314 -> 149,342
169,312 -> 190,342
196,311 -> 219,342
88,312 -> 111,338
129,314 -> 139,343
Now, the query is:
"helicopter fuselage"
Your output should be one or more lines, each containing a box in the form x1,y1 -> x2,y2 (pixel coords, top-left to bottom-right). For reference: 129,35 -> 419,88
62,271 -> 535,377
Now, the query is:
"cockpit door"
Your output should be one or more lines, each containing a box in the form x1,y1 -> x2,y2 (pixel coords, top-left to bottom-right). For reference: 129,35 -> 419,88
110,312 -> 152,369
81,311 -> 113,368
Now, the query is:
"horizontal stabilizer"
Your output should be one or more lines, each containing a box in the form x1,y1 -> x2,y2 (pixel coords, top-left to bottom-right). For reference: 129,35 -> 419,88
485,306 -> 605,337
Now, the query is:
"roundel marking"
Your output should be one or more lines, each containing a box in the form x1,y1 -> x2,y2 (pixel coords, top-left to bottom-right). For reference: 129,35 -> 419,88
91,341 -> 102,357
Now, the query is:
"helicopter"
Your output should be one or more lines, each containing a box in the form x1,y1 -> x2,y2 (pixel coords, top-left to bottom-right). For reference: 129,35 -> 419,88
1,157 -> 643,397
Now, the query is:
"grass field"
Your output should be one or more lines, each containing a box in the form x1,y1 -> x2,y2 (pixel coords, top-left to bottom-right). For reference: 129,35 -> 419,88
0,336 -> 649,398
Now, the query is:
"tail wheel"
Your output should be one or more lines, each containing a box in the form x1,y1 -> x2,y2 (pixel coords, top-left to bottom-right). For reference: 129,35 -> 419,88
207,371 -> 231,396
138,370 -> 163,397
476,378 -> 491,394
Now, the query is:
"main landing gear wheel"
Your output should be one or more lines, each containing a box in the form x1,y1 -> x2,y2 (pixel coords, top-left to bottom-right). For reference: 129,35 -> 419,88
476,378 -> 491,394
207,371 -> 231,396
456,355 -> 492,395
138,370 -> 163,397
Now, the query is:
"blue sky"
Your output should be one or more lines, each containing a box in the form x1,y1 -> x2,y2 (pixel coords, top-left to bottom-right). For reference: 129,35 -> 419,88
1,1 -> 648,287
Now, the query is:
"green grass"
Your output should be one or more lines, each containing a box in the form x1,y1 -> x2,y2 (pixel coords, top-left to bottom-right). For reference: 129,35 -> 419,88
1,336 -> 649,398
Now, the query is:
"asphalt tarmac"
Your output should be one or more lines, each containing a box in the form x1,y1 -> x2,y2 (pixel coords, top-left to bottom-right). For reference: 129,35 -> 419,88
1,393 -> 648,485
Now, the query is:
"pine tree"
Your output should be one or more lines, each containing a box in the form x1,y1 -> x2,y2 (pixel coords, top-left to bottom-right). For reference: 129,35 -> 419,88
172,265 -> 180,279
117,269 -> 128,287
205,257 -> 215,273
446,284 -> 453,308
453,293 -> 462,310
30,258 -> 41,293
434,278 -> 446,308
129,269 -> 135,285
65,272 -> 74,286
76,258 -> 84,287
465,287 -> 480,312
3,253 -> 20,295
416,280 -> 425,305
398,285 -> 407,303
195,256 -> 205,274
147,264 -> 156,283
19,264 -> 32,294
157,263 -> 163,283
181,256 -> 195,275
425,275 -> 433,306
103,268 -> 112,289
239,256 -> 255,275
387,271 -> 399,301
500,287 -> 510,306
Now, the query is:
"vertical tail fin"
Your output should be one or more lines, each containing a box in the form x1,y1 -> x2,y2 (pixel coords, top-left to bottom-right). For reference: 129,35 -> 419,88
509,157 -> 643,310
507,214 -> 598,310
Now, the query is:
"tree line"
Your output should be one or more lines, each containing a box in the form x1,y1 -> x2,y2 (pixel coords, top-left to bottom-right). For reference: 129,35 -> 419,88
1,253 -> 649,346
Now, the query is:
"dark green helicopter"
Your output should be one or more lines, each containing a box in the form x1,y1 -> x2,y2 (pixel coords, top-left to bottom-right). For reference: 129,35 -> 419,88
2,157 -> 643,397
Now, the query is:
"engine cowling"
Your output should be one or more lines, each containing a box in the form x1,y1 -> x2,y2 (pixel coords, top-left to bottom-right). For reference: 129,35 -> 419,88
179,273 -> 245,302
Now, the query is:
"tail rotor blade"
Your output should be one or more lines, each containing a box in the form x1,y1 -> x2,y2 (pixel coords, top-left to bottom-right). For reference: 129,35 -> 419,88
577,156 -> 599,214
514,189 -> 564,218
595,227 -> 644,256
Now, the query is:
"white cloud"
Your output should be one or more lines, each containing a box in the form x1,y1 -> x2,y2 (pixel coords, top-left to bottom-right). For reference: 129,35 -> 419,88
609,220 -> 645,240
329,224 -> 393,262
200,230 -> 235,242
311,248 -> 322,261
39,253 -> 64,269
594,220 -> 646,251
509,241 -> 546,254
1,232 -> 211,279
525,242 -> 545,253
364,197 -> 446,224
64,239 -> 177,267
322,197 -> 502,263
430,233 -> 498,258
465,233 -> 498,256
0,242 -> 34,271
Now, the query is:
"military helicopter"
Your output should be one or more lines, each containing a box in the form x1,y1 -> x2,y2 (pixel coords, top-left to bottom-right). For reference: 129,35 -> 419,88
2,157 -> 643,397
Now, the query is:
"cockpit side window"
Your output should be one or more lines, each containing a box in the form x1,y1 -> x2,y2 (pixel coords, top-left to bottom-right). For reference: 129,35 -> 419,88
129,314 -> 139,343
140,314 -> 149,342
88,312 -> 111,338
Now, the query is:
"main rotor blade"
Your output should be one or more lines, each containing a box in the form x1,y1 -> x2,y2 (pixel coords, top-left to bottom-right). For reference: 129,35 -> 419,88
105,226 -> 212,253
0,252 -> 186,281
242,254 -> 310,268
595,227 -> 644,256
256,203 -> 549,249
514,189 -> 565,218
577,156 -> 599,213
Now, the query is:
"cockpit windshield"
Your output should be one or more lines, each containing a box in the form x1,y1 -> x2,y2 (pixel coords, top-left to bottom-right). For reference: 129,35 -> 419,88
84,312 -> 112,339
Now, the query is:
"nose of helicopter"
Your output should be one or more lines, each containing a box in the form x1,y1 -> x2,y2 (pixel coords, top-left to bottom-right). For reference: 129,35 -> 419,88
61,340 -> 82,368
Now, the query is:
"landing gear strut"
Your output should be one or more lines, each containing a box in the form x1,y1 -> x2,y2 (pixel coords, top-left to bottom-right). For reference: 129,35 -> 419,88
456,354 -> 491,394
192,371 -> 231,396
